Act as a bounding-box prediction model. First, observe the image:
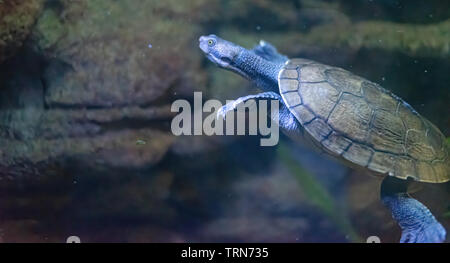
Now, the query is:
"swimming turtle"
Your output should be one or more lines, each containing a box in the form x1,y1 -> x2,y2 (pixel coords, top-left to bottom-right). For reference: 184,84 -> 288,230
199,34 -> 450,243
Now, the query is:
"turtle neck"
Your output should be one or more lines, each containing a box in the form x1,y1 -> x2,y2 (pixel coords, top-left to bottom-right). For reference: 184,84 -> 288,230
232,49 -> 284,93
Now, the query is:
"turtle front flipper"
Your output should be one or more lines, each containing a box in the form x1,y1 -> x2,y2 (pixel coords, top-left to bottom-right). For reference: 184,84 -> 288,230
252,41 -> 288,64
217,91 -> 281,119
380,176 -> 446,243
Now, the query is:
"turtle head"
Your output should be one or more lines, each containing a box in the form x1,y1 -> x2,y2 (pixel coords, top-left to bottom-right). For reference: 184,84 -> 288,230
199,34 -> 246,76
199,34 -> 283,91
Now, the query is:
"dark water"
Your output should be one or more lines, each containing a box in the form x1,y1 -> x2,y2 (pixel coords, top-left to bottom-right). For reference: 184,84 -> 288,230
0,0 -> 449,242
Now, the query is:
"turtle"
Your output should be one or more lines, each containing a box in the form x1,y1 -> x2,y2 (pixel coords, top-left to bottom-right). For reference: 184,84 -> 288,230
199,34 -> 450,243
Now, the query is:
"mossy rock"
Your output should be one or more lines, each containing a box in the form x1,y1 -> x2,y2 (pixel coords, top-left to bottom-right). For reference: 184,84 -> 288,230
32,0 -> 214,107
0,0 -> 44,64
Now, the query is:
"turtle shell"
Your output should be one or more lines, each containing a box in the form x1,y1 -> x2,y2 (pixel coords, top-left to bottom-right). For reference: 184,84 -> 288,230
279,59 -> 449,183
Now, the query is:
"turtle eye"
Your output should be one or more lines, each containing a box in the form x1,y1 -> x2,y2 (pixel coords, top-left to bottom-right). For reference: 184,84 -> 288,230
208,39 -> 215,46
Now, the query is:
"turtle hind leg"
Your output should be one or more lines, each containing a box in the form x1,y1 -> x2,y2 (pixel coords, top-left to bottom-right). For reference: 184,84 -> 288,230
380,176 -> 446,243
252,41 -> 288,64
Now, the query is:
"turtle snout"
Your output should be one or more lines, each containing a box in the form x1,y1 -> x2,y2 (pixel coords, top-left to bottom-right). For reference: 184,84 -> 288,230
199,35 -> 211,53
199,35 -> 207,43
199,34 -> 217,41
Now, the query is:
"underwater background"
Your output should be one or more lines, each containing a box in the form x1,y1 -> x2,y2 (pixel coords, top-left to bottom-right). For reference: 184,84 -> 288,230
0,0 -> 449,242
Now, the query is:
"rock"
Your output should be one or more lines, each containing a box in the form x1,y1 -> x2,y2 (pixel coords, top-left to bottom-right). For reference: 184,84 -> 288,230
0,48 -> 178,175
0,128 -> 175,172
1,0 -> 226,174
292,19 -> 450,59
0,105 -> 174,140
0,0 -> 44,64
74,171 -> 177,221
32,0 -> 215,108
212,0 -> 346,33
0,48 -> 46,109
170,135 -> 234,156
198,167 -> 348,242
201,217 -> 310,242
218,19 -> 450,64
0,105 -> 176,174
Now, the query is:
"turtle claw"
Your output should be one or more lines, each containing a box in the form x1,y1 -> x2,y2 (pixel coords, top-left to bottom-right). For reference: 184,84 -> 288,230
400,221 -> 446,243
252,40 -> 288,63
217,92 -> 280,120
217,101 -> 237,120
